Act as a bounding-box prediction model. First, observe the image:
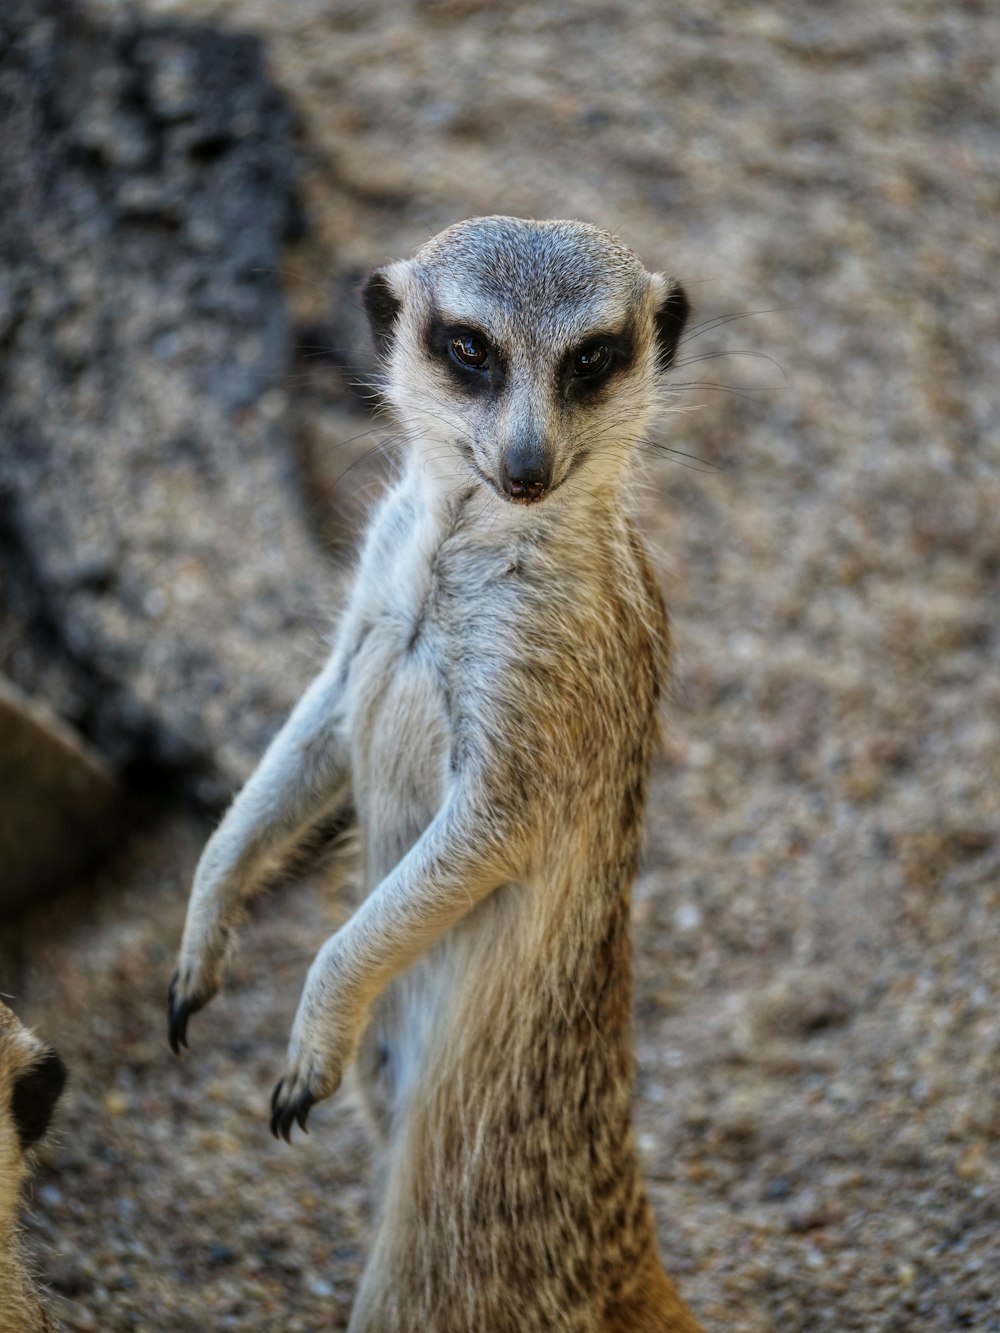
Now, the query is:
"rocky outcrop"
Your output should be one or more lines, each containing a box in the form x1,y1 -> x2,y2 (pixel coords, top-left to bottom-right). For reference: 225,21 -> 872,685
0,0 -> 335,803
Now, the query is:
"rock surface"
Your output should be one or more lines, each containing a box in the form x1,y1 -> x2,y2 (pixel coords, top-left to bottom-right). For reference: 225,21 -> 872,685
0,0 -> 335,790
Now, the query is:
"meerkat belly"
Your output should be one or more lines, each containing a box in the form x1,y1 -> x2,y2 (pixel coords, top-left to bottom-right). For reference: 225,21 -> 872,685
345,615 -> 462,1131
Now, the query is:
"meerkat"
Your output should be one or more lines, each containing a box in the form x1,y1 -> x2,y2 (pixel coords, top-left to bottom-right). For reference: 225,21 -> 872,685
169,216 -> 704,1333
0,1000 -> 66,1333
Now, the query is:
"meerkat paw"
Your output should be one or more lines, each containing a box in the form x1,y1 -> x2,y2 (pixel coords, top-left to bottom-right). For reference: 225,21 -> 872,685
271,938 -> 355,1141
270,1040 -> 345,1143
269,1051 -> 343,1143
167,955 -> 222,1055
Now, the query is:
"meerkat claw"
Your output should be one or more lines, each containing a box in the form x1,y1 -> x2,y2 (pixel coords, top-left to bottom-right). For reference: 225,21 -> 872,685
296,1095 -> 314,1134
270,1079 -> 315,1143
270,1077 -> 285,1118
167,971 -> 204,1056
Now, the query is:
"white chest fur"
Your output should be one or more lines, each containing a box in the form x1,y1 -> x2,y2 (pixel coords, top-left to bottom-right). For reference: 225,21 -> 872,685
341,481 -> 459,885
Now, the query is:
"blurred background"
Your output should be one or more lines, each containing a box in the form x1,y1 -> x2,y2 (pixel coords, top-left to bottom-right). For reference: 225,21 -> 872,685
1,1 -> 998,1328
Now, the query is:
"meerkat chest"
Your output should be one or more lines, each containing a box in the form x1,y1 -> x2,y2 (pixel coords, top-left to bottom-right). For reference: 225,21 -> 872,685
343,512 -> 467,860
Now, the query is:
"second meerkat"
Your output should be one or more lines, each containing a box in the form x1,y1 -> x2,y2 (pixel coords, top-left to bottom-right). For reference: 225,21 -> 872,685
0,1001 -> 66,1333
170,216 -> 703,1332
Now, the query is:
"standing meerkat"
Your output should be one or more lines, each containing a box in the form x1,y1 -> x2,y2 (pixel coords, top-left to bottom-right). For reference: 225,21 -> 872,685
169,216 -> 704,1332
0,1001 -> 66,1333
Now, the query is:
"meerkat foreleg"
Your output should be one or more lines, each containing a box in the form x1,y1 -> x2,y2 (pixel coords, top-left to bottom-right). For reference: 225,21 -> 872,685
169,659 -> 352,1053
269,783 -> 517,1140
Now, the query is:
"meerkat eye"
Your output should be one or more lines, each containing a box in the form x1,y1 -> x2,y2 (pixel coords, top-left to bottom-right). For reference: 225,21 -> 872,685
573,343 -> 612,377
449,334 -> 490,370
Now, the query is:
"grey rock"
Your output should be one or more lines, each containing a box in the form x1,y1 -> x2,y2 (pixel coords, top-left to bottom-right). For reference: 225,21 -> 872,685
0,0 -> 333,790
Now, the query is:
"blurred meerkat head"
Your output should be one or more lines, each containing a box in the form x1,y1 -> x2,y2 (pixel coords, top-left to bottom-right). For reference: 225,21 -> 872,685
363,216 -> 688,507
0,1001 -> 66,1225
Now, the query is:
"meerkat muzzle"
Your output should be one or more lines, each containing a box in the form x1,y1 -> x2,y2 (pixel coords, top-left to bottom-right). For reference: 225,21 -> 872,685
500,441 -> 551,502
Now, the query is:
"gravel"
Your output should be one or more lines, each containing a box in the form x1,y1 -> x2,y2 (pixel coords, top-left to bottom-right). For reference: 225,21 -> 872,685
2,0 -> 999,1329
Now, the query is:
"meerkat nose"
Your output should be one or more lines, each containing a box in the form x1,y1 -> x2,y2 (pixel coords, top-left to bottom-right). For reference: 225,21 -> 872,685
507,476 -> 547,501
500,441 -> 551,502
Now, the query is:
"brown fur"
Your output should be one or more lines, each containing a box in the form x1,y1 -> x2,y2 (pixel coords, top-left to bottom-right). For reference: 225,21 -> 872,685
605,1251 -> 704,1333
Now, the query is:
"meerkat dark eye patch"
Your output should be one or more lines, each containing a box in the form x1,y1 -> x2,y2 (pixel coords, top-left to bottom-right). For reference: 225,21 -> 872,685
563,329 -> 633,395
11,1048 -> 67,1149
654,280 -> 690,371
572,342 -> 612,378
425,315 -> 499,393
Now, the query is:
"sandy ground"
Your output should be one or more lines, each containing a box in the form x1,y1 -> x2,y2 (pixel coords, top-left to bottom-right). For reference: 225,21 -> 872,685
3,1 -> 999,1329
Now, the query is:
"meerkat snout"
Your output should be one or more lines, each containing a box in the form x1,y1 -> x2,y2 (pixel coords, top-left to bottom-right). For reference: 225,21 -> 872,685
500,431 -> 551,502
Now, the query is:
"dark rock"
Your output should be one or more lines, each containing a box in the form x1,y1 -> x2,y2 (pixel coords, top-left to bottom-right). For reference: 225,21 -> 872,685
0,0 -> 335,791
0,673 -> 124,915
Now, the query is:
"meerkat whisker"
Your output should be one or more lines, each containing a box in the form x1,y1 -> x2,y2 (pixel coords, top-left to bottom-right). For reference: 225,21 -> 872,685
679,305 -> 788,344
674,347 -> 787,379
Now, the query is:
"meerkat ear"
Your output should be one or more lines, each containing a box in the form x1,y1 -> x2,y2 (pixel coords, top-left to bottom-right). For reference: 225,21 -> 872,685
11,1048 -> 67,1150
362,263 -> 407,357
652,277 -> 690,372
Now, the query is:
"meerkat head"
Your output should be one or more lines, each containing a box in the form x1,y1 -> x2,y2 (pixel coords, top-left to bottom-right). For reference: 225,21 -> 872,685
363,216 -> 688,507
0,1001 -> 66,1228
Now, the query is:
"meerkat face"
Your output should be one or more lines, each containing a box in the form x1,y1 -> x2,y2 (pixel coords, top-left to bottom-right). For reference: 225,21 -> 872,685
363,217 -> 688,506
